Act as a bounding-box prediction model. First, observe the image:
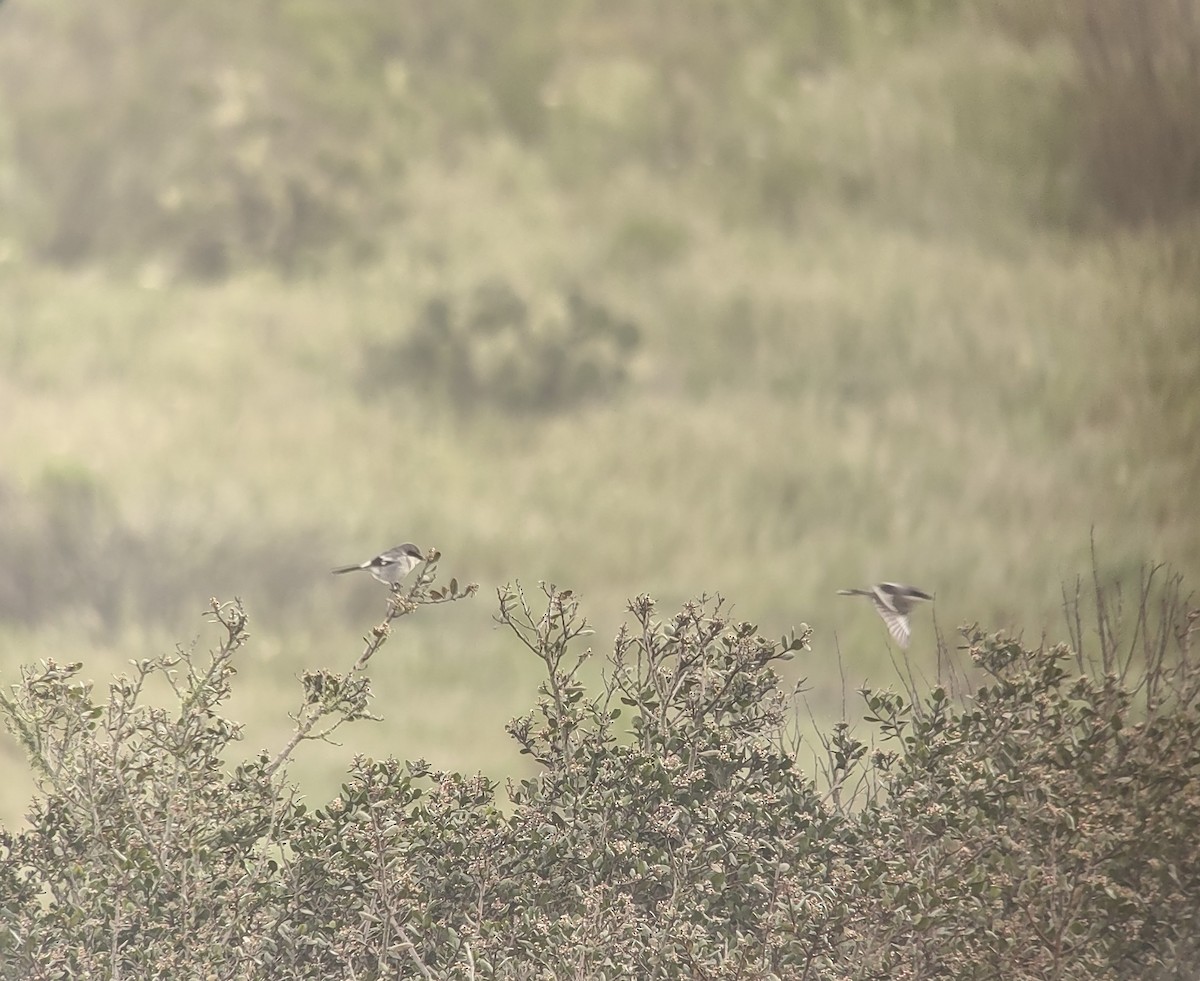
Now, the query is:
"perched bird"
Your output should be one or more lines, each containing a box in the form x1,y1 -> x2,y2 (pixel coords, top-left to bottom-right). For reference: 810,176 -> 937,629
332,543 -> 425,586
837,583 -> 933,648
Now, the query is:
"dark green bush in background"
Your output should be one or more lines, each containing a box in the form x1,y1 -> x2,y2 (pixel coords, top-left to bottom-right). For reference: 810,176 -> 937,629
368,280 -> 641,414
1,558 -> 1196,979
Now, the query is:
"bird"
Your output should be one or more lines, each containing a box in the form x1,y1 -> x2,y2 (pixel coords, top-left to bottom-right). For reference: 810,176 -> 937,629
331,543 -> 425,585
837,583 -> 933,648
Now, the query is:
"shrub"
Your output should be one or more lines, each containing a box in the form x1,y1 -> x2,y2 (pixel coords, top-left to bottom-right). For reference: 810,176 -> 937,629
852,628 -> 1200,977
0,553 -> 476,980
370,280 -> 641,415
0,560 -> 1196,978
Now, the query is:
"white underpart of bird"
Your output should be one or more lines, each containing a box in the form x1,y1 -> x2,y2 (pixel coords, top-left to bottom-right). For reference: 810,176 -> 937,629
332,543 -> 425,585
837,582 -> 934,648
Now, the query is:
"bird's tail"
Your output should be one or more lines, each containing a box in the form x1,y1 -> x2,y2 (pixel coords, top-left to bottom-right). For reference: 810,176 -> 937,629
330,564 -> 364,575
837,588 -> 871,597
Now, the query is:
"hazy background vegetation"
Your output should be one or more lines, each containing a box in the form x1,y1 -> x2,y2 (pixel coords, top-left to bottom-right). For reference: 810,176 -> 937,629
0,0 -> 1197,827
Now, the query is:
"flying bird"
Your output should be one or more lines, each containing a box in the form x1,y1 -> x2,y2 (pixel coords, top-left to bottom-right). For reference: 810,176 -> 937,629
332,543 -> 425,585
837,583 -> 933,648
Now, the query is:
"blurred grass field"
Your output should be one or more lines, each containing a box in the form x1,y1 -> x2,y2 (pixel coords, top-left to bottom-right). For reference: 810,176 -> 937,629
1,1 -> 1197,827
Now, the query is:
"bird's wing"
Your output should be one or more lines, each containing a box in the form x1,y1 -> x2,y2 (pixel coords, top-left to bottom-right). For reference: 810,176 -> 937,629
871,585 -> 902,614
869,595 -> 911,647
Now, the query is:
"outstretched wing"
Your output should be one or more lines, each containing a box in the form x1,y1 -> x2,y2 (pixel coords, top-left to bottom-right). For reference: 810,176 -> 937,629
868,593 -> 911,647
